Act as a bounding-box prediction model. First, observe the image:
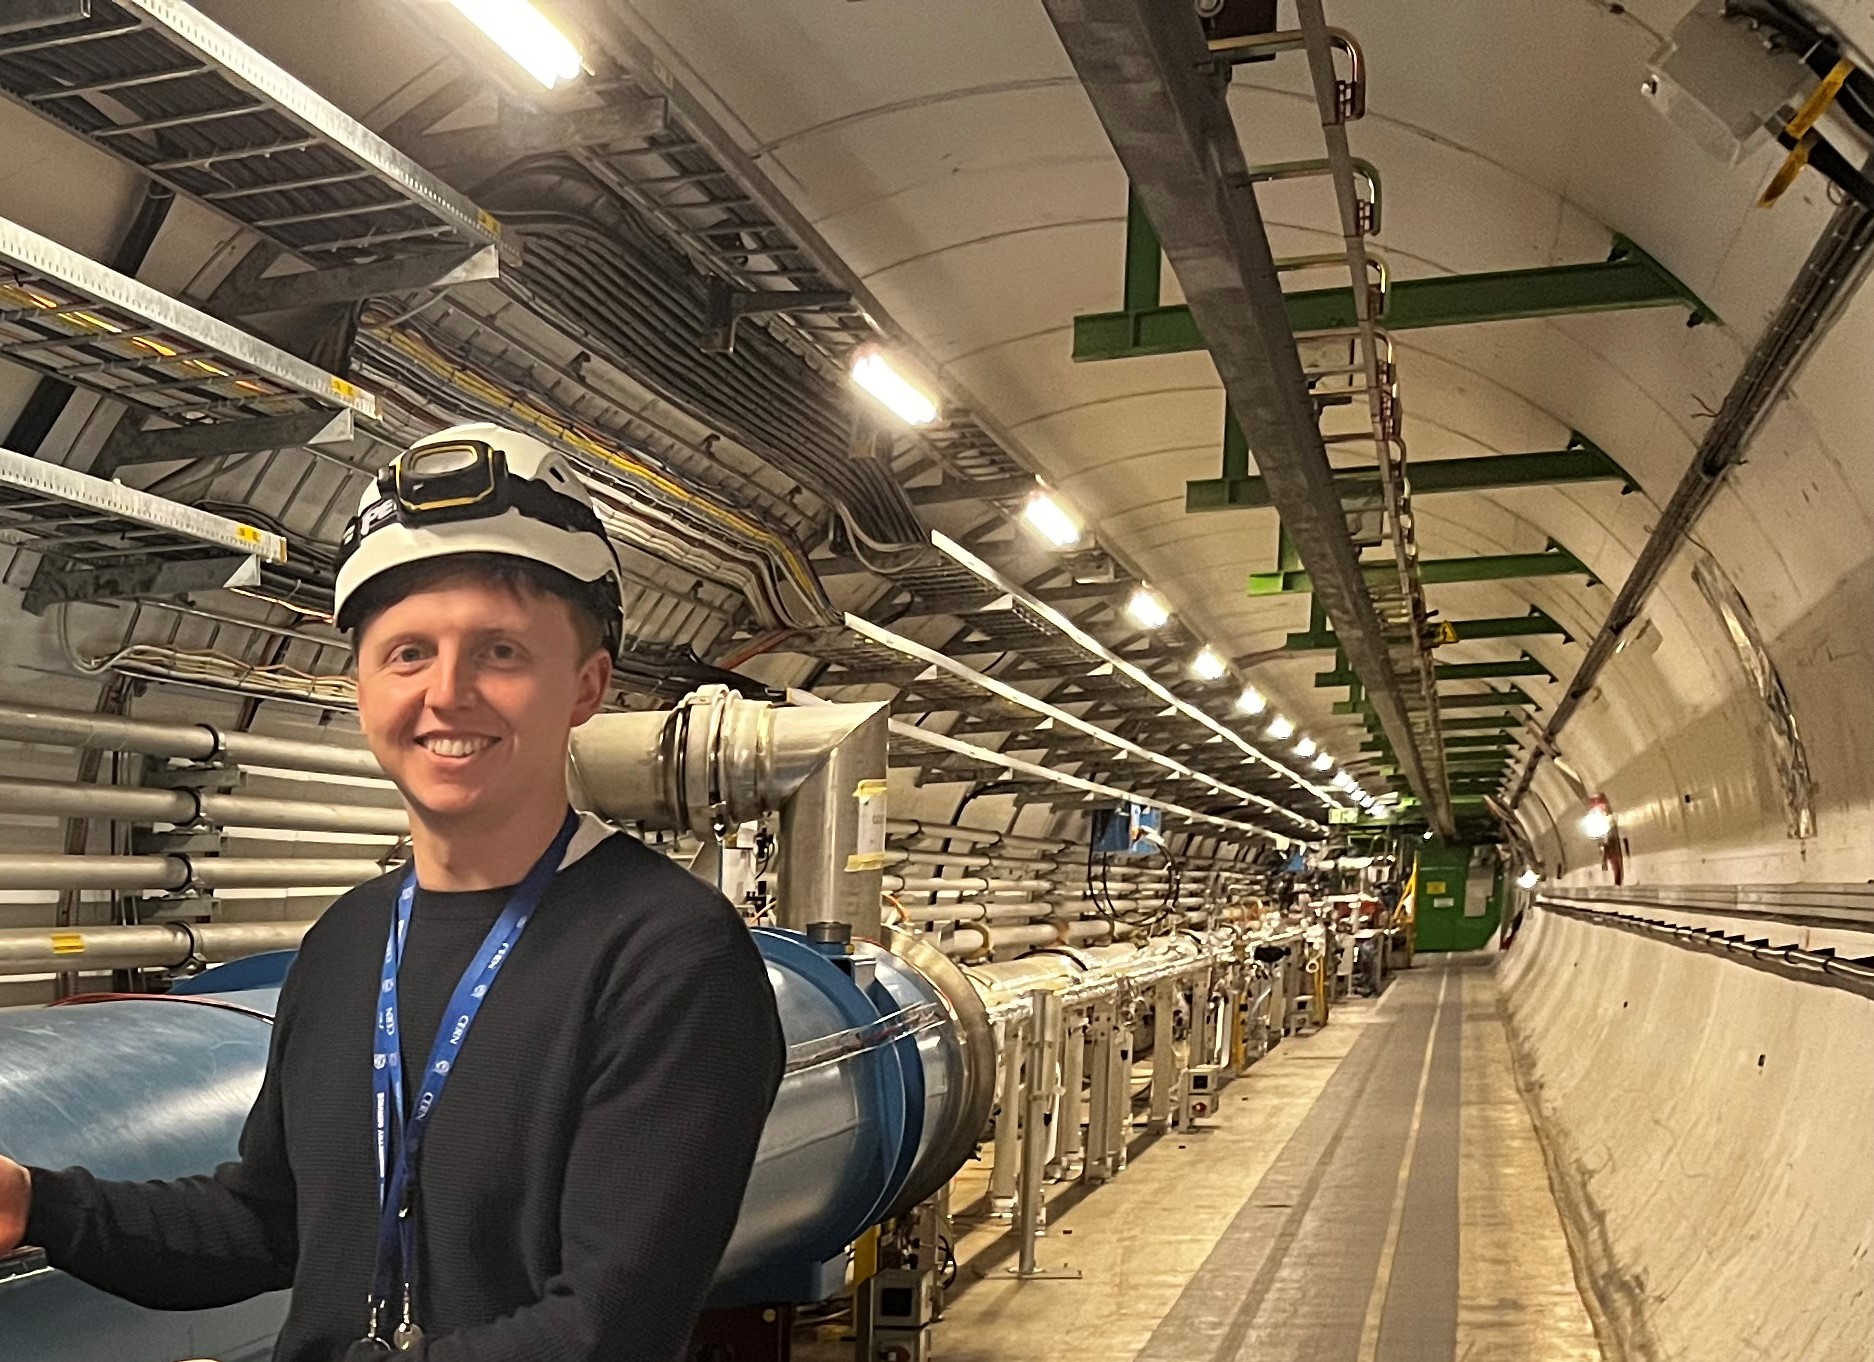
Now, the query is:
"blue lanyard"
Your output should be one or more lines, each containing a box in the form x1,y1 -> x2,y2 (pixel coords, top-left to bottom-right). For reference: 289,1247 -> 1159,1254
367,807 -> 580,1342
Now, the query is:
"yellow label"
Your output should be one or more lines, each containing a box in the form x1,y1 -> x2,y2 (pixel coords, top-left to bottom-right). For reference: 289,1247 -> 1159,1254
845,852 -> 890,872
234,524 -> 261,544
1436,621 -> 1458,644
1424,880 -> 1446,894
848,778 -> 888,873
49,932 -> 84,955
329,377 -> 362,401
478,210 -> 502,235
854,779 -> 889,798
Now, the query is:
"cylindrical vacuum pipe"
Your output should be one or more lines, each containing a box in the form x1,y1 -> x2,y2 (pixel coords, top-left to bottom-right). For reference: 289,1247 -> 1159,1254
0,920 -> 312,974
571,689 -> 891,938
0,702 -> 383,778
0,777 -> 408,836
0,855 -> 384,892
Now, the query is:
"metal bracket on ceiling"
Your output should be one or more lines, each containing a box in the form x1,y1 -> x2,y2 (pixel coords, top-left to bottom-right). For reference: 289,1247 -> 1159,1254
701,278 -> 851,355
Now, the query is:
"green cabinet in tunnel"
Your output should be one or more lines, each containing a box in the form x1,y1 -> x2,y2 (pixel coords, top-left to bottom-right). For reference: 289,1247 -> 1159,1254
1413,844 -> 1502,952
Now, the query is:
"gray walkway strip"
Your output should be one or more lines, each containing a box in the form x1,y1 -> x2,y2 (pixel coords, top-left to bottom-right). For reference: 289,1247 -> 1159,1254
1130,960 -> 1464,1362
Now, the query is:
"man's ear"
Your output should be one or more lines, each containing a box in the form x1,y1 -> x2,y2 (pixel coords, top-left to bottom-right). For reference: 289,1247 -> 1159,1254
571,650 -> 611,727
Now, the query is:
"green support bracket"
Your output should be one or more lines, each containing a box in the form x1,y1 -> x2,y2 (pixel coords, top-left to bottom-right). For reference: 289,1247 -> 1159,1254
1434,652 -> 1554,683
1222,407 -> 1249,482
1440,687 -> 1538,709
1123,186 -> 1162,315
1076,233 -> 1717,362
1314,650 -> 1359,688
1434,607 -> 1572,645
1190,435 -> 1634,514
1250,541 -> 1594,595
1438,715 -> 1523,732
1446,733 -> 1518,748
1285,598 -> 1337,652
1294,605 -> 1572,652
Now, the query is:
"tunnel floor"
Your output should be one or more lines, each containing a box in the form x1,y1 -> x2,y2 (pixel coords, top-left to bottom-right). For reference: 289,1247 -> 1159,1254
810,954 -> 1603,1362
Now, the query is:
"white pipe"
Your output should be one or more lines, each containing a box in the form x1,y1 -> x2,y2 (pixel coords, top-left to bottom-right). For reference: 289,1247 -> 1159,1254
0,855 -> 385,891
0,701 -> 381,778
0,777 -> 407,836
0,920 -> 313,974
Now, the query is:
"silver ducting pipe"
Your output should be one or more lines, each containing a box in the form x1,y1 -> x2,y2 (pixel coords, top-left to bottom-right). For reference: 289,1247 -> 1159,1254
882,877 -> 1054,894
570,686 -> 889,937
0,920 -> 312,974
0,702 -> 382,778
0,777 -> 408,836
0,856 -> 383,892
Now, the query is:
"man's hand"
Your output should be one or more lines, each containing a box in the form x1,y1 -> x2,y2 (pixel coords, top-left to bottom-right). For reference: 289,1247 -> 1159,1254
0,1155 -> 29,1255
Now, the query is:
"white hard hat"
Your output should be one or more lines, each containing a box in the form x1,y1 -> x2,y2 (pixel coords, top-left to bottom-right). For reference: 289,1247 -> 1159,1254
333,422 -> 626,656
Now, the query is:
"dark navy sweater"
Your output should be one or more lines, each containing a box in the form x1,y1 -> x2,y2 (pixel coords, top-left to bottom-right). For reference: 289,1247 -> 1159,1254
26,831 -> 785,1361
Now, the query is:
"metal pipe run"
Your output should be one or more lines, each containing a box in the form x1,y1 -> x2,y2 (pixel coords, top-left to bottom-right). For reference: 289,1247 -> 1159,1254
0,701 -> 383,778
0,920 -> 311,974
0,776 -> 408,836
0,855 -> 382,893
570,685 -> 889,937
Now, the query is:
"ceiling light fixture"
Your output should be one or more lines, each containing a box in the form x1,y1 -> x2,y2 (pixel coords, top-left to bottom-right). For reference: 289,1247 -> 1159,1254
1293,736 -> 1317,758
850,345 -> 939,426
1021,490 -> 1082,548
1235,685 -> 1267,716
1312,751 -> 1334,772
1580,795 -> 1613,841
450,0 -> 584,88
1125,587 -> 1171,630
1191,647 -> 1227,681
1265,714 -> 1296,741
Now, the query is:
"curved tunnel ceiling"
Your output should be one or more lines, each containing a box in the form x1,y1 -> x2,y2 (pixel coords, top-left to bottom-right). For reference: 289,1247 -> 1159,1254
613,0 -> 1873,871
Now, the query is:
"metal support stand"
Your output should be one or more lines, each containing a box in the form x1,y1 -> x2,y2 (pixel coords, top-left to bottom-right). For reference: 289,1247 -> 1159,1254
1082,1000 -> 1116,1182
1113,1002 -> 1135,1174
989,1015 -> 1024,1219
1007,988 -> 1079,1280
1049,1007 -> 1086,1181
1179,969 -> 1217,1129
1146,978 -> 1177,1131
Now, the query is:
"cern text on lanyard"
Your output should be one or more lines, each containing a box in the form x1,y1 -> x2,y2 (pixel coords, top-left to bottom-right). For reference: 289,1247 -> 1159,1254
363,807 -> 580,1353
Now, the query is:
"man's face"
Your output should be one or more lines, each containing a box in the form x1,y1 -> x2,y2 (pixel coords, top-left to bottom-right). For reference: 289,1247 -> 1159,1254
354,579 -> 610,829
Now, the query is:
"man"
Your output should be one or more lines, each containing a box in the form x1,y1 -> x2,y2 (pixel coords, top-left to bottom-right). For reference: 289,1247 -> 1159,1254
0,422 -> 787,1360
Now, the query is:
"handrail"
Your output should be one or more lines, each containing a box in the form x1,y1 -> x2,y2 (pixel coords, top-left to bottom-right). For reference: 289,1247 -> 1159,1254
1537,898 -> 1874,1003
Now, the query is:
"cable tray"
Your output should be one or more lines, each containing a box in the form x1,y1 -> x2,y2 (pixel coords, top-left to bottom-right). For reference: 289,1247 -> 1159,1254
0,0 -> 503,264
0,444 -> 284,561
0,210 -> 377,420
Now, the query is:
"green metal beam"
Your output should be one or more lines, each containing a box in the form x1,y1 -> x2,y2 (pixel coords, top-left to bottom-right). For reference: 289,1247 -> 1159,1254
1434,653 -> 1554,683
1290,605 -> 1572,652
1446,733 -> 1519,748
1437,715 -> 1523,732
1250,542 -> 1593,595
1189,438 -> 1633,514
1440,687 -> 1538,709
1435,608 -> 1572,645
1075,235 -> 1716,362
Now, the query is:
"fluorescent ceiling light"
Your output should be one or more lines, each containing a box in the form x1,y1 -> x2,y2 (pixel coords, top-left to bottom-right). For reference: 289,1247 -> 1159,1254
1312,751 -> 1334,771
1125,587 -> 1171,630
1191,647 -> 1227,681
450,0 -> 583,88
1265,714 -> 1295,741
1580,800 -> 1613,841
1332,771 -> 1354,790
1021,491 -> 1081,547
850,346 -> 939,426
1517,867 -> 1541,890
1293,736 -> 1317,758
1235,685 -> 1267,716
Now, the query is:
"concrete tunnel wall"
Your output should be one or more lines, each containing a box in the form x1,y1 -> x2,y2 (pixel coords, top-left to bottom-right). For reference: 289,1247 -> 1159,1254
1498,907 -> 1874,1361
